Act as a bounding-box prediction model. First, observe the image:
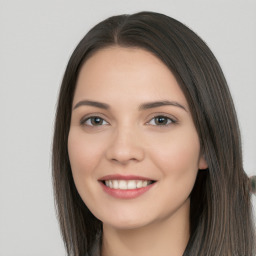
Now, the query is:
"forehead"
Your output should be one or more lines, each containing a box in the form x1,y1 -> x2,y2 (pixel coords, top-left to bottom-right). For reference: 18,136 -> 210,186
74,46 -> 188,109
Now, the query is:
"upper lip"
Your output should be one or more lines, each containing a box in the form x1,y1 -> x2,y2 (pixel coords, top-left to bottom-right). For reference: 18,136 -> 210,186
98,174 -> 156,181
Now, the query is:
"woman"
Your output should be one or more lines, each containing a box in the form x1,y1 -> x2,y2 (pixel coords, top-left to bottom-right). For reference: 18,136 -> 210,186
52,11 -> 255,256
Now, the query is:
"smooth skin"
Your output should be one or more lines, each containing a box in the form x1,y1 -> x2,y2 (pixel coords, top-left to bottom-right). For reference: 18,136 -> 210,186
68,47 -> 208,256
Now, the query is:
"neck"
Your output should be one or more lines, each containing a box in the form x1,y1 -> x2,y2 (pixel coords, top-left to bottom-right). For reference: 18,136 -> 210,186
101,198 -> 190,256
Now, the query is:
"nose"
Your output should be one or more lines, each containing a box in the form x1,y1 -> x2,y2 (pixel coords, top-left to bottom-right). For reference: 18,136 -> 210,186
105,126 -> 145,165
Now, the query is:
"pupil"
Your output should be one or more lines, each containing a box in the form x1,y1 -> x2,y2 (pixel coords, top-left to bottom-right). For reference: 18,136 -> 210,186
156,116 -> 167,125
92,117 -> 102,125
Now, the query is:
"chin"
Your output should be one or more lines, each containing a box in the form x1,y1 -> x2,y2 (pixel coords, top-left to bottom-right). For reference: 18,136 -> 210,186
104,221 -> 149,230
101,214 -> 152,230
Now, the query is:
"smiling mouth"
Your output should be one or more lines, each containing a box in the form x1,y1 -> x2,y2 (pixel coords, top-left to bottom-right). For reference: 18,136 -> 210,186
102,180 -> 156,190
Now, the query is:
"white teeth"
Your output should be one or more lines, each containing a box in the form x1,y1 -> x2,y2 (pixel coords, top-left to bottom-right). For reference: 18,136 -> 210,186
113,180 -> 119,189
104,180 -> 153,190
127,180 -> 136,189
119,180 -> 127,190
136,180 -> 143,188
142,181 -> 148,187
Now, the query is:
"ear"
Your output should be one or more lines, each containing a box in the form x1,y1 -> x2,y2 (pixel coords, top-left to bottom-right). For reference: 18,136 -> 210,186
198,154 -> 208,170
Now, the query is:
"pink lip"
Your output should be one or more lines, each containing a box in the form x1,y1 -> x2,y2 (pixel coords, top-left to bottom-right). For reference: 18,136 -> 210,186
98,174 -> 154,181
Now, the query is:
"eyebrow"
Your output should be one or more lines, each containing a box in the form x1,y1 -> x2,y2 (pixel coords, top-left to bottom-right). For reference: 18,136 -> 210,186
73,100 -> 187,112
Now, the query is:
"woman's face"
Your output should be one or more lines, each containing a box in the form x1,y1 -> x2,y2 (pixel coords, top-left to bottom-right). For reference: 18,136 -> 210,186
68,47 -> 207,229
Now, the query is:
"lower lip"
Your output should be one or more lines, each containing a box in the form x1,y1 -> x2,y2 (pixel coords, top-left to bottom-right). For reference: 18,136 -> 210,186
99,181 -> 156,199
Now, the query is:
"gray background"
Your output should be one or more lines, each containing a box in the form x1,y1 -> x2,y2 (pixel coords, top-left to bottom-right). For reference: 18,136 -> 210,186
0,0 -> 255,255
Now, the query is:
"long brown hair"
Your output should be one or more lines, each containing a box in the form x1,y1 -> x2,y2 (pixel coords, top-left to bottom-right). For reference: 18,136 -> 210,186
52,11 -> 255,255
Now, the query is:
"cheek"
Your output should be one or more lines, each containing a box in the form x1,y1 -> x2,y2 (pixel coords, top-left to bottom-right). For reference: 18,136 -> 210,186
150,128 -> 200,181
149,130 -> 200,212
67,129 -> 104,182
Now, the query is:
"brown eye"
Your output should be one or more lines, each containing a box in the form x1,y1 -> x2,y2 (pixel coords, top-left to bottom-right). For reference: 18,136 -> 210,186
155,116 -> 169,125
82,116 -> 108,126
148,116 -> 175,126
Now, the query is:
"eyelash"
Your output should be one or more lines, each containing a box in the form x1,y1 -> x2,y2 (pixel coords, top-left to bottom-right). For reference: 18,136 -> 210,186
80,114 -> 177,128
